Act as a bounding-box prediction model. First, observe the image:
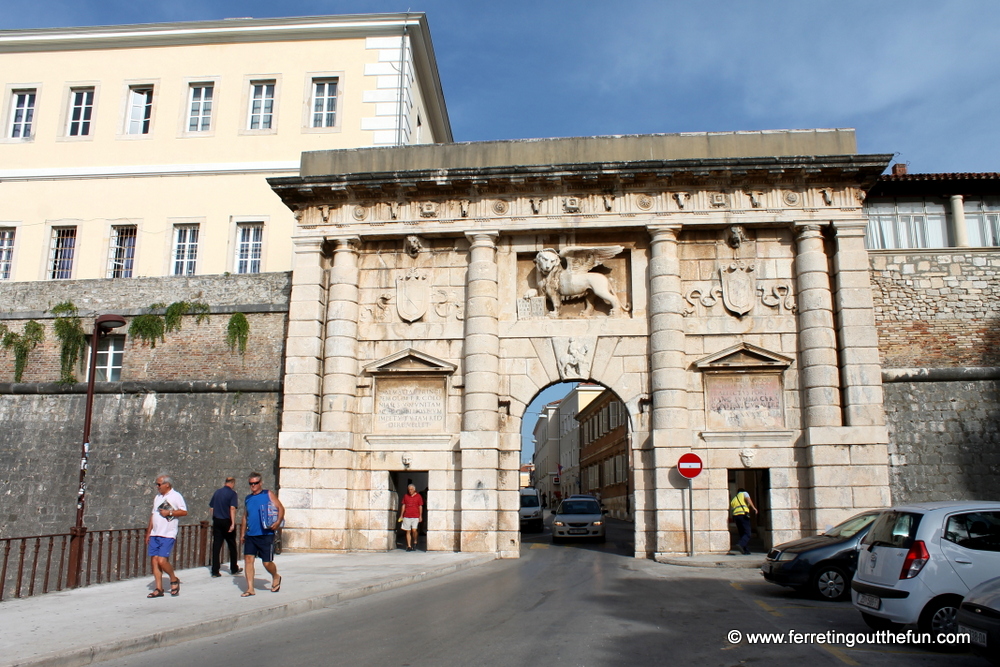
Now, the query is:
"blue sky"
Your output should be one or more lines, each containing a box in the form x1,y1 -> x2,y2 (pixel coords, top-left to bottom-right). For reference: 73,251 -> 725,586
7,0 -> 999,460
8,0 -> 1000,173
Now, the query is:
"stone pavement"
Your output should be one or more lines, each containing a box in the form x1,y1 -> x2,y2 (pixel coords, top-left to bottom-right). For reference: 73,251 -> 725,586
1,551 -> 495,667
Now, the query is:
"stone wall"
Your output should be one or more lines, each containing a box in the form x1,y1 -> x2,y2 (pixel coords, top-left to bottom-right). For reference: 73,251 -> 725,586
883,378 -> 1000,504
870,250 -> 1000,368
0,273 -> 289,538
871,249 -> 1000,504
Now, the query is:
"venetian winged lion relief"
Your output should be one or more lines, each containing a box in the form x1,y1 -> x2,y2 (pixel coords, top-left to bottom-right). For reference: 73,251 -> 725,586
533,246 -> 627,318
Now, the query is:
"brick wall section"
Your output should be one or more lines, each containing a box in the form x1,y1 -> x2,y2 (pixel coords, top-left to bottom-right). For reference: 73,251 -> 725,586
870,250 -> 1000,368
0,392 -> 280,537
883,380 -> 1000,504
0,273 -> 291,383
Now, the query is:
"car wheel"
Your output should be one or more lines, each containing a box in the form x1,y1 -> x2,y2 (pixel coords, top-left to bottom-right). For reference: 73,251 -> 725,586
861,612 -> 903,632
918,596 -> 964,651
811,565 -> 849,601
596,535 -> 606,543
552,536 -> 562,544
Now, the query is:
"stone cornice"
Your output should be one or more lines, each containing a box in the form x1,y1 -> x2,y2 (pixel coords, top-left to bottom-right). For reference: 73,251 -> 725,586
270,154 -> 891,212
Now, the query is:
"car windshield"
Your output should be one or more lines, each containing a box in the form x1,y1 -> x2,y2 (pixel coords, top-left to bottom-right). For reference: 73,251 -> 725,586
520,496 -> 539,508
559,501 -> 600,515
824,512 -> 878,538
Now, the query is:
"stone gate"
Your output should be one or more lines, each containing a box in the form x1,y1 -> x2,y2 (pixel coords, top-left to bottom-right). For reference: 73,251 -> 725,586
268,130 -> 894,559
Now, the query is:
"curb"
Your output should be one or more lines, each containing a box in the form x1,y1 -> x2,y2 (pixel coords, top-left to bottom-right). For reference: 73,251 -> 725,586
9,554 -> 497,667
656,555 -> 764,569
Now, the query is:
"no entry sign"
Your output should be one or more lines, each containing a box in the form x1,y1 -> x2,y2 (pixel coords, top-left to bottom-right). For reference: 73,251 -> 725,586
677,453 -> 703,479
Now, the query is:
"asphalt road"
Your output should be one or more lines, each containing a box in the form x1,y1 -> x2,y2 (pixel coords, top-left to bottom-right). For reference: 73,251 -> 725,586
97,519 -> 985,667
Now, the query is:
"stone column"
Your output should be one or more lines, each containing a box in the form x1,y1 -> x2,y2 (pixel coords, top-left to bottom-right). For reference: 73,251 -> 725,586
281,238 -> 328,433
831,221 -> 885,427
950,195 -> 970,247
646,224 -> 688,556
321,236 -> 361,436
794,224 -> 842,429
460,231 -> 501,554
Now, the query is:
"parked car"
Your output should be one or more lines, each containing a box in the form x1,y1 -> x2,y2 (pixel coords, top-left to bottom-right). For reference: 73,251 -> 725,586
851,501 -> 1000,646
762,510 -> 881,600
551,498 -> 605,543
519,488 -> 544,532
957,576 -> 1000,665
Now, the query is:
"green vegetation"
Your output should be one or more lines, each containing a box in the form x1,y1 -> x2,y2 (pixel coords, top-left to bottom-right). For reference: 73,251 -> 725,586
51,301 -> 87,384
226,312 -> 250,356
129,303 -> 166,348
2,320 -> 45,382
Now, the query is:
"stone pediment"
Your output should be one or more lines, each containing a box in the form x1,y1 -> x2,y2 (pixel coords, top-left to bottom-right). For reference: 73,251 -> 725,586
694,343 -> 792,371
364,348 -> 456,375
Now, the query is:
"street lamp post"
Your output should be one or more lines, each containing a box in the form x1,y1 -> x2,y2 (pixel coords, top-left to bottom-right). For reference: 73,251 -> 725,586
67,313 -> 126,588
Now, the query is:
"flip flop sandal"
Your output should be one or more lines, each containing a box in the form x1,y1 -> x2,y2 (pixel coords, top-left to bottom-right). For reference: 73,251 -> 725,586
147,589 -> 164,598
240,591 -> 255,597
270,576 -> 281,593
169,580 -> 181,596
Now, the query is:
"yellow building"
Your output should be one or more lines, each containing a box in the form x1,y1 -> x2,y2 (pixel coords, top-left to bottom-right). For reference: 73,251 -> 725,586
0,14 -> 451,282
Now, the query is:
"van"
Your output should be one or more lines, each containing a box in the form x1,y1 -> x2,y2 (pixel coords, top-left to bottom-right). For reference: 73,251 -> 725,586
519,488 -> 544,532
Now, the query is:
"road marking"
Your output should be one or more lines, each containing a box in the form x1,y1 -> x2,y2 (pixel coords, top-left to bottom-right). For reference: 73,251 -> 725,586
820,645 -> 860,666
754,599 -> 782,617
730,582 -> 744,590
530,543 -> 549,549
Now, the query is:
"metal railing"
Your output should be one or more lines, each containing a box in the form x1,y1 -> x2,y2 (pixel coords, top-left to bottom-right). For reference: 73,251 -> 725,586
0,521 -> 210,602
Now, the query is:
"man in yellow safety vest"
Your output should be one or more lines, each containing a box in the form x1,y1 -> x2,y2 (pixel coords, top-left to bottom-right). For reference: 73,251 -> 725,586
730,488 -> 758,555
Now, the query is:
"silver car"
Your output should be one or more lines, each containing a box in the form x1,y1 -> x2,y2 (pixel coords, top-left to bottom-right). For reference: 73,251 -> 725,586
551,498 -> 605,543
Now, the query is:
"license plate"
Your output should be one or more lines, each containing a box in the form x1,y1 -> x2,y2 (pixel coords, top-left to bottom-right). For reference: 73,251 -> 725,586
857,593 -> 881,610
568,529 -> 588,535
959,625 -> 988,648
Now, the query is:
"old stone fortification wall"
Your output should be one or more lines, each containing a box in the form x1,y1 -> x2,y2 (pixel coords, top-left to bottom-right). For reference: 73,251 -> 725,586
0,273 -> 289,537
871,250 -> 1000,503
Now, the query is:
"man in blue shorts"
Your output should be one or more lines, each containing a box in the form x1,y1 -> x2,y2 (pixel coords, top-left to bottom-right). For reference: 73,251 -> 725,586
145,475 -> 188,598
240,472 -> 285,596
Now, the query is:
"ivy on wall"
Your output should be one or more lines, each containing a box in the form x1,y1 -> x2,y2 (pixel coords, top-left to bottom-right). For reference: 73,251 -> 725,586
51,301 -> 86,384
129,303 -> 167,348
1,320 -> 45,382
226,312 -> 250,356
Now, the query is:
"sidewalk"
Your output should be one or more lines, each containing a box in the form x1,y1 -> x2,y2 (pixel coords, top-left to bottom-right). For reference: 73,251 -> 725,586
656,552 -> 765,569
1,551 -> 495,667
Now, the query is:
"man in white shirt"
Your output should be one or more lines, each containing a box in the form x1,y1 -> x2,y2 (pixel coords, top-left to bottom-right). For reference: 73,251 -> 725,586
145,475 -> 188,598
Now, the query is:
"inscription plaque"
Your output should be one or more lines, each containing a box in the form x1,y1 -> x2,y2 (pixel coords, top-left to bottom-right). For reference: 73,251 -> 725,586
375,378 -> 446,432
705,373 -> 784,430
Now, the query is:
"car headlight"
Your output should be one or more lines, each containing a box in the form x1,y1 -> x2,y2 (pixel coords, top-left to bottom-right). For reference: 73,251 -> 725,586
776,551 -> 797,562
592,521 -> 603,526
553,520 -> 564,526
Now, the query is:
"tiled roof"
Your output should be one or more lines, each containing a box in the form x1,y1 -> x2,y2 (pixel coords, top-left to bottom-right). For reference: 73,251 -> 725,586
879,172 -> 1000,182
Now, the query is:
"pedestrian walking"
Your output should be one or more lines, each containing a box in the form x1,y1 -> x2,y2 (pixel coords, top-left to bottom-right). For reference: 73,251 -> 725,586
208,477 -> 241,577
240,472 -> 284,596
398,484 -> 424,552
730,487 -> 758,555
145,475 -> 188,598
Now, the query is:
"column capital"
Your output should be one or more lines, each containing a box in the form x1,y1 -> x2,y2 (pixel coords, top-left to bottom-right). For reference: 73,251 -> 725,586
831,219 -> 869,239
794,223 -> 824,242
326,235 -> 360,250
292,237 -> 325,253
647,223 -> 683,242
464,231 -> 499,247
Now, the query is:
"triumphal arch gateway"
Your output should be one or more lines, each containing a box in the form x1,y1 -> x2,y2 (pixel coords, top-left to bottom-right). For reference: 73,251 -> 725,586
268,130 -> 894,559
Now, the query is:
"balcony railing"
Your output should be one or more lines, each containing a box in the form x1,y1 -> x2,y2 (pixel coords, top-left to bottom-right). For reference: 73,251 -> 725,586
0,522 -> 210,602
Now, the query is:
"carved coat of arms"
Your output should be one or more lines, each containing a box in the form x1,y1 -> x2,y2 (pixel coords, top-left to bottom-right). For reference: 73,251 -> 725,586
719,262 -> 756,316
395,269 -> 429,322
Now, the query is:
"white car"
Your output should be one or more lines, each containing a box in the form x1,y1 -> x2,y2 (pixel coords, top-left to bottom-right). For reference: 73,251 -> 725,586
519,488 -> 544,532
851,500 -> 1000,642
551,498 -> 605,543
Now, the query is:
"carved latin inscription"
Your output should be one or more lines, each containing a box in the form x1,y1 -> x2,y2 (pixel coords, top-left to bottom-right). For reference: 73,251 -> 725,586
375,378 -> 446,432
705,373 -> 784,430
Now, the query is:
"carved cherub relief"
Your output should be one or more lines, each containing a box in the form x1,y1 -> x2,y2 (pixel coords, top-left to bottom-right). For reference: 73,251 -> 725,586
533,246 -> 627,318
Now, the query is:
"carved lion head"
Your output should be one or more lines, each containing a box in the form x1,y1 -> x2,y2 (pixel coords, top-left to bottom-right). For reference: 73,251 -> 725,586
534,249 -> 560,275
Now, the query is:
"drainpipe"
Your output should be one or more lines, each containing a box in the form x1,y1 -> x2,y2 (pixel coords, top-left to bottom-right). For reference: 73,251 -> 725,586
395,18 -> 409,146
950,194 -> 970,247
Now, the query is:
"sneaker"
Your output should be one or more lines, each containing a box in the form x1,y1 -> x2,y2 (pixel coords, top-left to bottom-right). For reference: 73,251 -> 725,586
742,547 -> 752,555
231,568 -> 242,575
406,546 -> 413,552
211,573 -> 222,578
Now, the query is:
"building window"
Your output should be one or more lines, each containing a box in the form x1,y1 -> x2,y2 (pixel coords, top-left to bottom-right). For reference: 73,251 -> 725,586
235,223 -> 263,274
126,86 -> 153,135
68,88 -> 95,136
965,198 -> 1000,247
865,199 -> 948,249
172,224 -> 199,276
107,225 -> 137,278
187,84 -> 213,132
49,227 -> 77,279
0,228 -> 14,280
89,334 -> 125,382
311,78 -> 338,128
247,81 -> 275,130
8,89 -> 36,138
